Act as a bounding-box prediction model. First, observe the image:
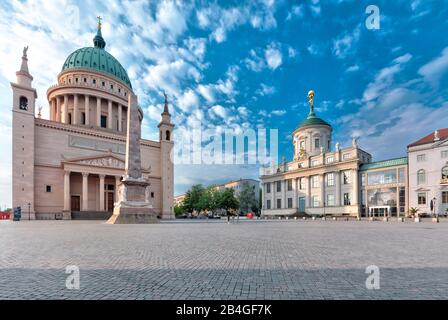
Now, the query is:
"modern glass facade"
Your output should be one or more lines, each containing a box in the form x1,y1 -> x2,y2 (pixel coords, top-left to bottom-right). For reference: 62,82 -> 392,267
360,158 -> 408,217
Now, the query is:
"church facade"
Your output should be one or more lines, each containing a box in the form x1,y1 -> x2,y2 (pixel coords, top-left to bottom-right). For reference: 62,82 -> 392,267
11,22 -> 174,220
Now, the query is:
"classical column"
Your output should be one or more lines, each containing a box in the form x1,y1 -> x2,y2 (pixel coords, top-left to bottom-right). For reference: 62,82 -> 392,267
56,96 -> 61,122
118,104 -> 123,132
63,170 -> 71,211
115,176 -> 121,203
84,95 -> 90,125
335,171 -> 341,206
96,97 -> 101,127
320,174 -> 325,208
73,94 -> 79,125
62,94 -> 68,124
108,100 -> 113,129
353,169 -> 359,206
99,174 -> 105,211
50,99 -> 55,121
82,173 -> 89,211
281,180 -> 286,209
293,178 -> 298,209
307,176 -> 312,207
271,182 -> 275,209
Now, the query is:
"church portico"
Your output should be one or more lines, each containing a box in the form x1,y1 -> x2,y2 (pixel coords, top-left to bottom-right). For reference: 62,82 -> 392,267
59,154 -> 135,219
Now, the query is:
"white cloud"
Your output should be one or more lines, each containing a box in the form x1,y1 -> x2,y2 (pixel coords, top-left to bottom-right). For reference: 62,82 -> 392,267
177,89 -> 199,112
362,54 -> 412,102
265,43 -> 283,70
271,109 -> 286,116
196,2 -> 278,43
418,47 -> 448,88
288,47 -> 297,58
209,105 -> 228,119
345,65 -> 360,72
307,43 -> 322,56
332,25 -> 361,59
245,49 -> 266,72
257,83 -> 276,96
286,5 -> 304,21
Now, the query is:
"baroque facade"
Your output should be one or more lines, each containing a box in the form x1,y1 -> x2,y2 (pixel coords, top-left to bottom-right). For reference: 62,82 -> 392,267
11,21 -> 174,220
408,129 -> 448,216
260,91 -> 372,218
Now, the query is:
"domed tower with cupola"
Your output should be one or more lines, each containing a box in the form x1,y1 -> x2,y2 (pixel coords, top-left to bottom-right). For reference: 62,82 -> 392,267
11,18 -> 175,221
292,90 -> 332,160
46,16 -> 135,132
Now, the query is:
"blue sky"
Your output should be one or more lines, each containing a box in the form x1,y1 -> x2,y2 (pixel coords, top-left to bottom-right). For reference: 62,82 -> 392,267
0,0 -> 447,207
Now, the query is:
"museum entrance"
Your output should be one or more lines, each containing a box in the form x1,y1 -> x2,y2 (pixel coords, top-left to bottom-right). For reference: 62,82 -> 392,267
71,196 -> 81,211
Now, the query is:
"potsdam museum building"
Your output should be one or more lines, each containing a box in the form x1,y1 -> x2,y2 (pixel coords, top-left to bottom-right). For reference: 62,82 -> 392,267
260,90 -> 448,218
11,22 -> 174,220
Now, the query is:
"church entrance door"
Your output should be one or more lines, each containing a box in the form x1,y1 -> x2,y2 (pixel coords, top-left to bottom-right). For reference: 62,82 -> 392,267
71,196 -> 81,211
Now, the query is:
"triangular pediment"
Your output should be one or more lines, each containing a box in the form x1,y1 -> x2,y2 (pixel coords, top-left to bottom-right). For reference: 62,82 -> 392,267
63,153 -> 125,169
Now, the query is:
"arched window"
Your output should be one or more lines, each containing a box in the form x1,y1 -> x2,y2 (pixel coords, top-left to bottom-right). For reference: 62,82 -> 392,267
165,130 -> 171,141
442,166 -> 448,179
19,96 -> 28,110
417,169 -> 426,185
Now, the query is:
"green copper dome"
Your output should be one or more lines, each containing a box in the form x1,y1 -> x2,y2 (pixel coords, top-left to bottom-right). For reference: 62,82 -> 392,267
61,21 -> 132,89
298,113 -> 331,129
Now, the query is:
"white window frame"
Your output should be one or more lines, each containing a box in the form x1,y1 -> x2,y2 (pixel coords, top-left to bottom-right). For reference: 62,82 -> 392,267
327,194 -> 335,206
417,154 -> 426,162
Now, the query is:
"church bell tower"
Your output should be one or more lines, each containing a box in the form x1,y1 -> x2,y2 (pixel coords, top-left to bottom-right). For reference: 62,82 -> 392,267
11,46 -> 37,219
158,93 -> 175,219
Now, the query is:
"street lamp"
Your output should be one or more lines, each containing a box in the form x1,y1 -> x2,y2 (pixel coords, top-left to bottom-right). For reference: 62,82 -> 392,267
27,202 -> 31,221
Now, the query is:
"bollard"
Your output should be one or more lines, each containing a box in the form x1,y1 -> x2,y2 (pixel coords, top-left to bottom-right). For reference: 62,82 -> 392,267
312,216 -> 316,221
414,217 -> 421,223
432,217 -> 439,223
302,217 -> 306,220
397,217 -> 404,222
332,217 -> 337,221
294,217 -> 297,220
383,217 -> 389,222
322,216 -> 326,221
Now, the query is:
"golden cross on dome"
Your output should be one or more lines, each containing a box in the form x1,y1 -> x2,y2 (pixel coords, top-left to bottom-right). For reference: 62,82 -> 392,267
97,16 -> 102,29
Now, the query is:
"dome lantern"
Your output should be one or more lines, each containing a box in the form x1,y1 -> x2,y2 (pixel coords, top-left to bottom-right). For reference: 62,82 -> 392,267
93,16 -> 106,49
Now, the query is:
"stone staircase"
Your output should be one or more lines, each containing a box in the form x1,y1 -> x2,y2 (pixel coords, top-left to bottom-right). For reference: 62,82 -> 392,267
71,211 -> 113,220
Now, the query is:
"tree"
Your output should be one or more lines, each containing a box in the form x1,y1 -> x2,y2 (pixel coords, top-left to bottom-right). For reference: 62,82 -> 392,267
183,184 -> 205,214
238,182 -> 258,215
174,204 -> 186,217
218,188 -> 240,215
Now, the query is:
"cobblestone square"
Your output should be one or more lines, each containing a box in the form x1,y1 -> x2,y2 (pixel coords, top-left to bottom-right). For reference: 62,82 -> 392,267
1,219 -> 448,300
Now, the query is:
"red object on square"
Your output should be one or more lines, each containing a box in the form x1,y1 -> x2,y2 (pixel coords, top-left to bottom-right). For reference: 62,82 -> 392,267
247,213 -> 253,219
0,212 -> 10,220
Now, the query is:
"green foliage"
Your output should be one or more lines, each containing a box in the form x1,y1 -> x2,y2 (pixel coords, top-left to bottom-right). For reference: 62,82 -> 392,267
219,188 -> 240,213
238,182 -> 258,214
183,184 -> 205,213
181,184 -> 240,215
174,204 -> 186,217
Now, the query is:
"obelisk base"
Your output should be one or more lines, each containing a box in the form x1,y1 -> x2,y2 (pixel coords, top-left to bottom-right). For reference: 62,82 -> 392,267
107,177 -> 159,224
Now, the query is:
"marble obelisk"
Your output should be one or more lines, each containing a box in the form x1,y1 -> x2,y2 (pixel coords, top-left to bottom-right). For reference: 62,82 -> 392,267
107,93 -> 158,224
